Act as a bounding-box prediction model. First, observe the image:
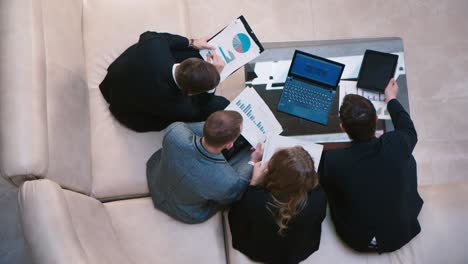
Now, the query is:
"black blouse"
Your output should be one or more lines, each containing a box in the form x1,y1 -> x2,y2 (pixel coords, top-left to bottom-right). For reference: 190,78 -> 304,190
228,185 -> 327,264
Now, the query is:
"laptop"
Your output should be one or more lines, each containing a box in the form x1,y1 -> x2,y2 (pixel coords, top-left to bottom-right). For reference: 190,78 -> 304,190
277,50 -> 345,125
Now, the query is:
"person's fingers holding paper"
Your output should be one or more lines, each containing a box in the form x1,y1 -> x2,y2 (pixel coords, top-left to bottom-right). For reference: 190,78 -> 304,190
209,50 -> 226,73
193,36 -> 215,50
250,161 -> 267,185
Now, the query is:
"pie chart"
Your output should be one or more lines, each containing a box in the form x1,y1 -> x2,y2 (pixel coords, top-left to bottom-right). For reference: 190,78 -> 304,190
232,33 -> 251,53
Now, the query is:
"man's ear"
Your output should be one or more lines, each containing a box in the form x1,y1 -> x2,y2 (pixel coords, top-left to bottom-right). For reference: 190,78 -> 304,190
339,123 -> 345,132
225,142 -> 234,150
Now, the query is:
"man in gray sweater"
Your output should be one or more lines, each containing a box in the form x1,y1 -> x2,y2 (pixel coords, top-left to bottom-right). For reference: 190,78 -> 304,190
147,110 -> 263,223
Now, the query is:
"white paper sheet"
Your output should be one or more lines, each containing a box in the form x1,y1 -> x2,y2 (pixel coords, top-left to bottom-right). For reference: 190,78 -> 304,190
225,88 -> 283,146
200,18 -> 262,82
338,80 -> 391,120
262,135 -> 323,171
251,60 -> 291,90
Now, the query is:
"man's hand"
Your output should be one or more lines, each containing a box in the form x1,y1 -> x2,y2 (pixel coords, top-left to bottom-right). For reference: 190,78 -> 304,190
192,36 -> 215,50
206,50 -> 225,73
384,78 -> 398,103
249,142 -> 264,163
250,161 -> 268,186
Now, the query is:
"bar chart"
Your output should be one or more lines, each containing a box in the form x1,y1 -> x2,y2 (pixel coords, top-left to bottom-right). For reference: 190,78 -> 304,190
226,88 -> 282,146
219,47 -> 236,64
235,100 -> 266,134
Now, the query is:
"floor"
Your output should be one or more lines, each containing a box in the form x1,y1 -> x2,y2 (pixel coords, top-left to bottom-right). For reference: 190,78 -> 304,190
1,0 -> 467,263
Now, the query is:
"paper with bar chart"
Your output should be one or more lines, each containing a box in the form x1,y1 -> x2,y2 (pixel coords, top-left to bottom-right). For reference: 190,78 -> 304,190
200,17 -> 262,82
338,80 -> 390,120
262,135 -> 323,171
225,88 -> 283,146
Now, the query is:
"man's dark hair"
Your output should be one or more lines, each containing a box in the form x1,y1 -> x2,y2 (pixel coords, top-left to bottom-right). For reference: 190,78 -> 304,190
339,94 -> 377,142
203,111 -> 243,148
175,58 -> 220,95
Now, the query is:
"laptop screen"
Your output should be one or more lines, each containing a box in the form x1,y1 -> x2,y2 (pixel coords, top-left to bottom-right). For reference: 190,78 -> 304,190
290,52 -> 344,87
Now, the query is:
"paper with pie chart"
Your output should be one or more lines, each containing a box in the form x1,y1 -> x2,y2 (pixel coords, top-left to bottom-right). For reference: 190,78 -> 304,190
200,16 -> 264,82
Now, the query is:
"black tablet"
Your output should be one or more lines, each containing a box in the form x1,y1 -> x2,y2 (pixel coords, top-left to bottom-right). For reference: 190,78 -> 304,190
357,50 -> 399,92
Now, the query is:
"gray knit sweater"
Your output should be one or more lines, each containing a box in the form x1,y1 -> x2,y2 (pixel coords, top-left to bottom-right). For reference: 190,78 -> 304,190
147,122 -> 253,223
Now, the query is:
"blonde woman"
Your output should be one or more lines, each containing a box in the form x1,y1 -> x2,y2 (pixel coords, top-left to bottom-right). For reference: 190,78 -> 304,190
228,146 -> 326,264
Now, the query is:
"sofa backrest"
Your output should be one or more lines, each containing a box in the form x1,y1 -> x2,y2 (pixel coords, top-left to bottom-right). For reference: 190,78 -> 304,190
0,0 -> 92,194
1,0 -> 191,200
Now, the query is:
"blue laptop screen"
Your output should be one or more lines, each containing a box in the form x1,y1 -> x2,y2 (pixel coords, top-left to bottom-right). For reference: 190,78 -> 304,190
290,53 -> 343,87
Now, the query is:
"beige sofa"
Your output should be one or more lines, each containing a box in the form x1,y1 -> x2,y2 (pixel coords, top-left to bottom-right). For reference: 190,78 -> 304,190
1,0 -> 467,263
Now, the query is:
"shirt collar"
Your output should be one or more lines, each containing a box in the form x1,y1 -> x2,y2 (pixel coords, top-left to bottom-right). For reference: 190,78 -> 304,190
193,136 -> 225,162
172,63 -> 181,89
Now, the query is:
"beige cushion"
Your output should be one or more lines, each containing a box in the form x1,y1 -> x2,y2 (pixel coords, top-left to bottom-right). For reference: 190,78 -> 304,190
41,0 -> 93,194
105,198 -> 227,264
0,0 -> 48,183
19,179 -> 226,264
0,0 -> 93,194
19,179 -> 132,264
82,0 -> 190,200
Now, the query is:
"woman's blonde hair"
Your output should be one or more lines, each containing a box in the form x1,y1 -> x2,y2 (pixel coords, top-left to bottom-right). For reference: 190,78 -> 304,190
261,146 -> 319,236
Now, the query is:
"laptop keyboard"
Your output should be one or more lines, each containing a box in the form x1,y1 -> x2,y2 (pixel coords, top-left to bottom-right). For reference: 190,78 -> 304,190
282,80 -> 334,111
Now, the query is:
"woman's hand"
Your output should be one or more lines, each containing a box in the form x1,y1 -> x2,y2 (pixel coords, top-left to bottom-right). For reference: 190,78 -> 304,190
250,161 -> 268,186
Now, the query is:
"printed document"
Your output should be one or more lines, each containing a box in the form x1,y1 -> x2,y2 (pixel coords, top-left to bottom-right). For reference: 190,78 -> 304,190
225,88 -> 282,146
200,16 -> 263,82
262,135 -> 324,171
338,80 -> 390,120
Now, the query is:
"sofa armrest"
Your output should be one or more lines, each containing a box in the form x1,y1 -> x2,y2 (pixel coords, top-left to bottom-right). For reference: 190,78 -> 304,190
19,179 -> 135,264
19,180 -> 88,263
0,0 -> 49,185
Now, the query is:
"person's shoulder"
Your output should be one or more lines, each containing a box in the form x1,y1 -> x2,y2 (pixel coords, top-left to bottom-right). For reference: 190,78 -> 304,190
322,148 -> 348,164
236,186 -> 268,208
164,122 -> 193,141
308,186 -> 327,203
379,130 -> 402,146
138,31 -> 161,42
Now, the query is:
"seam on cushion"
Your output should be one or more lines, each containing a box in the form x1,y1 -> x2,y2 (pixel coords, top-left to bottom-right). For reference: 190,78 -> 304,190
63,191 -> 93,263
222,212 -> 231,264
63,192 -> 135,264
79,0 -> 95,197
102,200 -> 138,264
35,0 -> 50,177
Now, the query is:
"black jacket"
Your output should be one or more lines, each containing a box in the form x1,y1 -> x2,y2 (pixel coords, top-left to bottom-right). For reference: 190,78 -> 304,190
319,99 -> 423,253
228,185 -> 327,264
99,32 -> 228,132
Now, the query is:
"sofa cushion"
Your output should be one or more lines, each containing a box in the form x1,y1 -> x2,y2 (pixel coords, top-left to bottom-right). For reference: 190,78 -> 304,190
82,0 -> 190,199
41,0 -> 93,194
104,198 -> 227,264
19,179 -> 132,264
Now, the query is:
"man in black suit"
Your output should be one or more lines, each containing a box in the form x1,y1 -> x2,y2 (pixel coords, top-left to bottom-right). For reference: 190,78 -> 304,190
99,31 -> 229,132
319,79 -> 423,253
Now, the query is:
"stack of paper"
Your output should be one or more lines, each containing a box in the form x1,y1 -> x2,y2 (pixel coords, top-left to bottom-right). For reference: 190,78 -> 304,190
225,88 -> 282,146
338,80 -> 391,120
262,134 -> 324,171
